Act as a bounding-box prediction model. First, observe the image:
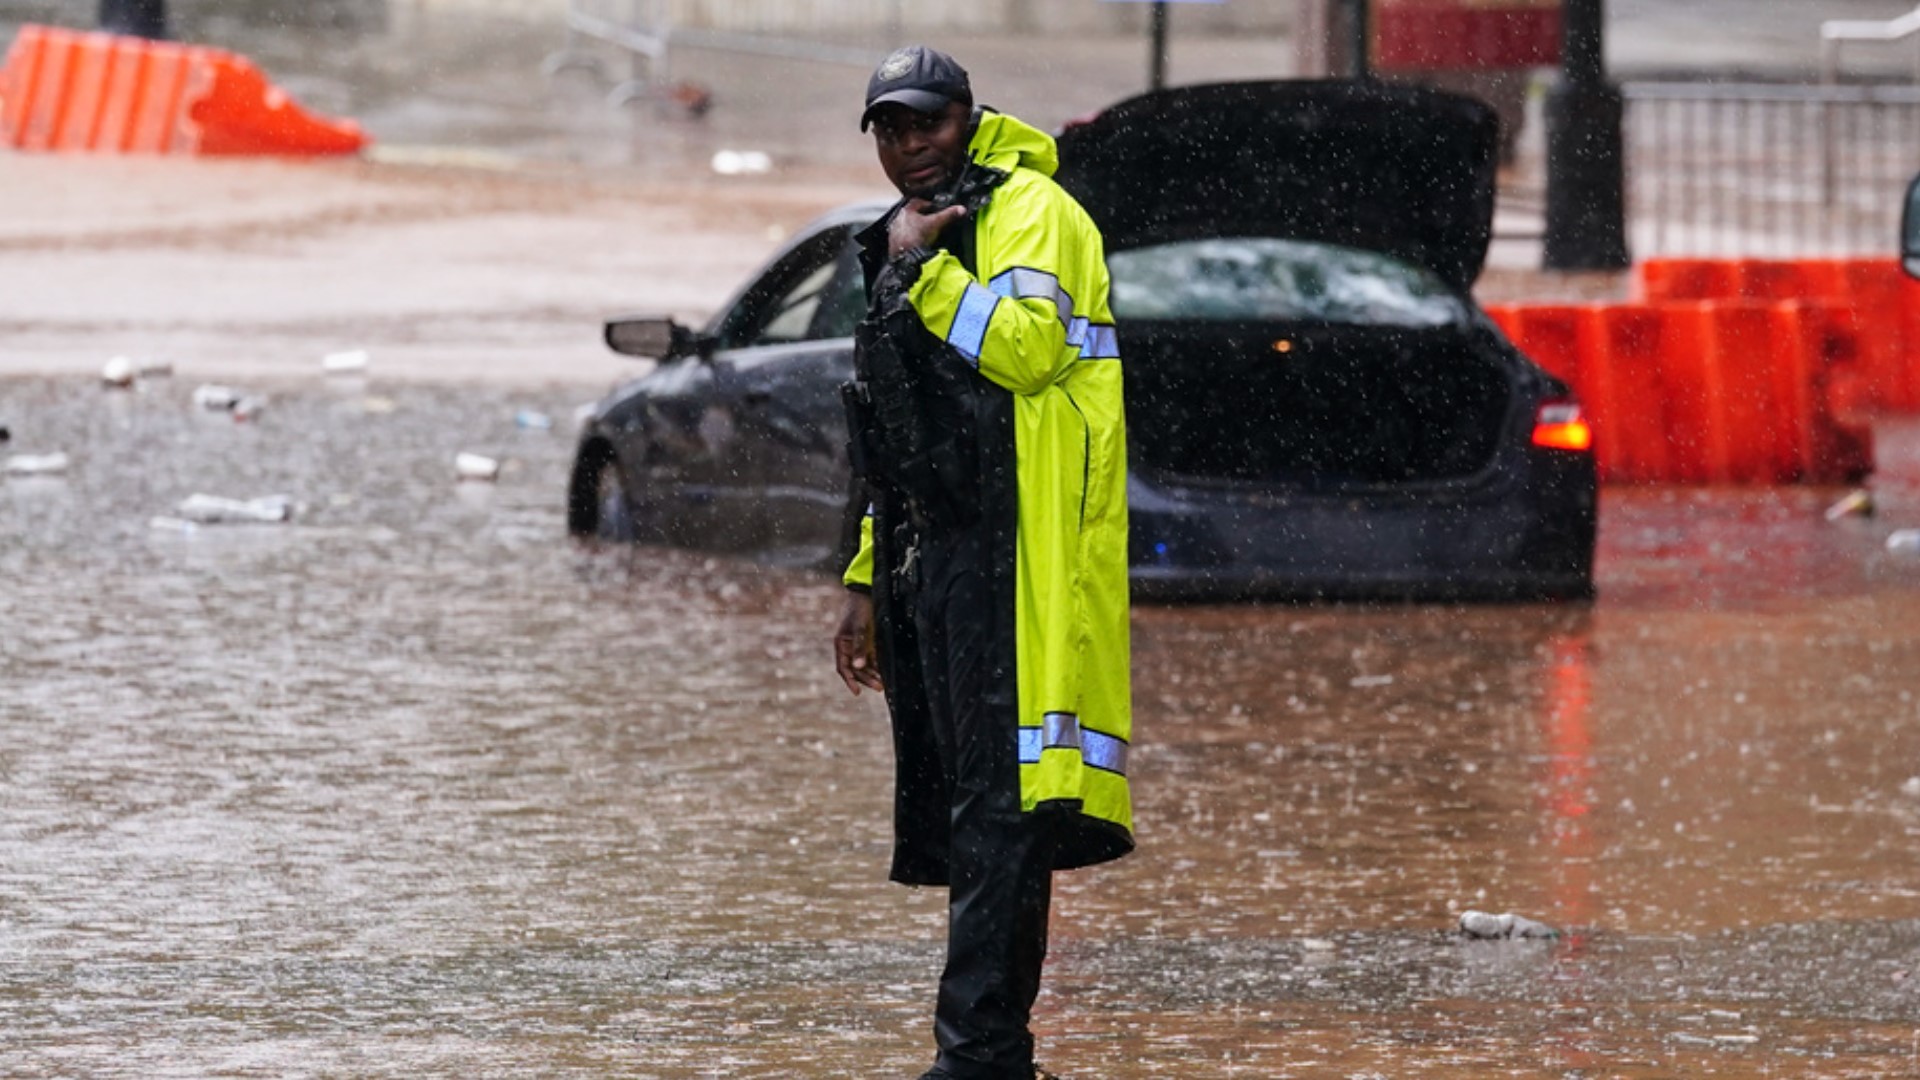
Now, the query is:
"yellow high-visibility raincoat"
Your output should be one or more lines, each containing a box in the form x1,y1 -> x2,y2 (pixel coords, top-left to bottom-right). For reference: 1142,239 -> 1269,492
846,111 -> 1132,875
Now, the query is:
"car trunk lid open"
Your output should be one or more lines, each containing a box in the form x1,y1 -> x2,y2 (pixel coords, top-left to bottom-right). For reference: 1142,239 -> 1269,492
1054,79 -> 1499,292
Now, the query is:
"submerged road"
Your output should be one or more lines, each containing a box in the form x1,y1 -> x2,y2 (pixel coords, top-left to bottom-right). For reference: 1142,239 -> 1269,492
4,375 -> 1920,1077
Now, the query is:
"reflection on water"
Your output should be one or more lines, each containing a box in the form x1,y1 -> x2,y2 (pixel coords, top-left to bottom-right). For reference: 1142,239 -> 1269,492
4,377 -> 1920,1077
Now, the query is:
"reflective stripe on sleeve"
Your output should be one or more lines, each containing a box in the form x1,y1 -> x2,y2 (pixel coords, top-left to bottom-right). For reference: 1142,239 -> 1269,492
948,282 -> 1000,364
1081,729 -> 1130,775
1078,323 -> 1121,360
975,265 -> 1119,363
988,267 -> 1075,325
1019,712 -> 1129,777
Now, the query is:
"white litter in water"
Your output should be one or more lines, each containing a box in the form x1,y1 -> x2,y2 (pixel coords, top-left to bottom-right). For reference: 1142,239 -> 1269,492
1459,910 -> 1561,940
1349,674 -> 1394,688
1900,777 -> 1920,798
710,149 -> 771,175
137,357 -> 174,377
147,516 -> 198,533
4,452 -> 70,476
322,349 -> 371,374
455,452 -> 501,481
231,396 -> 267,422
102,356 -> 136,387
1887,529 -> 1920,554
192,384 -> 241,411
1824,489 -> 1873,521
175,493 -> 295,524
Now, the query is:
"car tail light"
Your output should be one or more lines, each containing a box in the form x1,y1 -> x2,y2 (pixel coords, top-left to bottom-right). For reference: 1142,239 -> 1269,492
1532,400 -> 1592,452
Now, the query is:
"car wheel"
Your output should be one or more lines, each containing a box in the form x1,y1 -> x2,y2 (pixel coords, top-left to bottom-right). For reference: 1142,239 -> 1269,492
593,457 -> 637,542
569,441 -> 642,543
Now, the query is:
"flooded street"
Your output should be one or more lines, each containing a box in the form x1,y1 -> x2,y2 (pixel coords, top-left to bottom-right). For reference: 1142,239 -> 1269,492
5,374 -> 1920,1077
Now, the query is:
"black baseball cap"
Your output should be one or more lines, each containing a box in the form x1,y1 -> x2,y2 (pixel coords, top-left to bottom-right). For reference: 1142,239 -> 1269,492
860,45 -> 971,132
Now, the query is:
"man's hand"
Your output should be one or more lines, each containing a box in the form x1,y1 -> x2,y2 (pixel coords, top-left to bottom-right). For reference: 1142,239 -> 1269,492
888,198 -> 967,257
833,590 -> 885,696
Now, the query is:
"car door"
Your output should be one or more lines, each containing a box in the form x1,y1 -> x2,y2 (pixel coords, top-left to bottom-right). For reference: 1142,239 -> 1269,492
699,223 -> 865,559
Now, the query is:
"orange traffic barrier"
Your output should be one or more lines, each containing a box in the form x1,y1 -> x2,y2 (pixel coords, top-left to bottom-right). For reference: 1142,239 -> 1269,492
1637,258 -> 1738,303
0,24 -> 364,156
1494,296 -> 1874,485
1779,300 -> 1874,483
1654,302 -> 1783,484
1632,256 -> 1920,415
1576,306 -> 1672,485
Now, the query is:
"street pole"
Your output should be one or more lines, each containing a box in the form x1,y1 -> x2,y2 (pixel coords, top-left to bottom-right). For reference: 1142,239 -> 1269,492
1543,0 -> 1630,270
99,0 -> 168,39
1346,0 -> 1370,79
1149,1 -> 1169,92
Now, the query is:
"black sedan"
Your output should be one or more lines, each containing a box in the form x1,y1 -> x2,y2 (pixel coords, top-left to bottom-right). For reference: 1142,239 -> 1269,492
567,80 -> 1597,601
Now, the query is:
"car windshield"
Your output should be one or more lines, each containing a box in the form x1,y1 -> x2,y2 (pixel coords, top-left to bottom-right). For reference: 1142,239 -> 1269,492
1107,238 -> 1467,327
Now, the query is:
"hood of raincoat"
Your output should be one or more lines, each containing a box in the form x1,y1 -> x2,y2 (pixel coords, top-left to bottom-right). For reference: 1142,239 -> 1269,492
1052,80 -> 1498,291
968,109 -> 1060,178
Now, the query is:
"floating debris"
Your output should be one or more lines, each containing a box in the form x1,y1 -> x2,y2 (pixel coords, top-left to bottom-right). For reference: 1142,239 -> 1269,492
711,149 -> 771,176
1825,489 -> 1874,521
322,349 -> 371,374
175,493 -> 295,524
514,410 -> 554,431
1349,674 -> 1394,689
232,396 -> 267,423
4,452 -> 69,476
192,384 -> 242,411
1887,529 -> 1920,555
102,356 -> 137,387
1459,910 -> 1561,940
455,452 -> 500,482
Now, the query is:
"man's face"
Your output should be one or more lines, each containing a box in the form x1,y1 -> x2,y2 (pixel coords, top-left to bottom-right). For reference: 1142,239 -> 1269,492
870,101 -> 971,200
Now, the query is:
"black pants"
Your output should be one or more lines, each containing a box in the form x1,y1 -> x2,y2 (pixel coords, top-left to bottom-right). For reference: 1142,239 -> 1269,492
913,525 -> 1060,1080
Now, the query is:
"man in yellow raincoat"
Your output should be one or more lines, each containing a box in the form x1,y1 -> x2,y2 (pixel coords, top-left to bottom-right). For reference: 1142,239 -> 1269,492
829,45 -> 1133,1080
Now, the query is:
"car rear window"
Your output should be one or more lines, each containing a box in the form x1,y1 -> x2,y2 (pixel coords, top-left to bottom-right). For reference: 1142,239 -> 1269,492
1107,238 -> 1467,327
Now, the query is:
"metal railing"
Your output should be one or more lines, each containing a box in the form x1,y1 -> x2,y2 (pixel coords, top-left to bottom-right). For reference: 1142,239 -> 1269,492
1822,3 -> 1920,85
1624,81 -> 1920,258
542,0 -> 898,105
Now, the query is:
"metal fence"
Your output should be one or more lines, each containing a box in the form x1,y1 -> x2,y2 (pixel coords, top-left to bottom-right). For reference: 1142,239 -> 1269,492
1625,81 -> 1920,258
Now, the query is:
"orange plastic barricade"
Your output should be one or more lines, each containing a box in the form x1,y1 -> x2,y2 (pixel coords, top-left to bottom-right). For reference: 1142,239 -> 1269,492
1732,259 -> 1815,302
1638,258 -> 1737,303
1841,259 -> 1920,412
1483,295 -> 1876,484
188,53 -> 367,156
1576,306 -> 1670,484
0,24 -> 364,156
1798,300 -> 1876,482
1503,305 -> 1585,385
1654,302 -> 1802,484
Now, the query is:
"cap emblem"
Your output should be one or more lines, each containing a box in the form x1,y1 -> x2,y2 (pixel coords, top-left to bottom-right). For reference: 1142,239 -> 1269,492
877,50 -> 915,82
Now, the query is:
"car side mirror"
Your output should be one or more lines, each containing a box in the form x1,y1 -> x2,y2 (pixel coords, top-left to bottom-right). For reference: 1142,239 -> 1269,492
1905,173 -> 1920,279
604,316 -> 708,361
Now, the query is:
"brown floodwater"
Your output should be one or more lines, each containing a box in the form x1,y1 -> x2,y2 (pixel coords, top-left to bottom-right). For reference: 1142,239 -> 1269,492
5,375 -> 1920,1078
